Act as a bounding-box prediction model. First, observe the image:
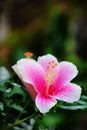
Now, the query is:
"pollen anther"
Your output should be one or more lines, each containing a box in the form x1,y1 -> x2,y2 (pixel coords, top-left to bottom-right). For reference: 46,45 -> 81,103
44,60 -> 57,89
24,52 -> 33,58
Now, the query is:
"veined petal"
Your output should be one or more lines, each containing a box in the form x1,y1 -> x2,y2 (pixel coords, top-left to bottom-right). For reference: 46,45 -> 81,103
37,54 -> 58,71
12,58 -> 46,95
53,83 -> 81,103
36,94 -> 57,113
53,61 -> 78,91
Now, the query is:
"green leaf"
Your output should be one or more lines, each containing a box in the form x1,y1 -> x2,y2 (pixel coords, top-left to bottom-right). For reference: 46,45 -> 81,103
0,102 -> 4,111
42,113 -> 63,127
4,84 -> 28,102
0,84 -> 7,92
59,95 -> 87,110
10,103 -> 25,112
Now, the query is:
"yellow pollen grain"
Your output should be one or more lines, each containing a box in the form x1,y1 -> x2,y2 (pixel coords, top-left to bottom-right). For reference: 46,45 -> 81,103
44,61 -> 58,95
44,61 -> 57,88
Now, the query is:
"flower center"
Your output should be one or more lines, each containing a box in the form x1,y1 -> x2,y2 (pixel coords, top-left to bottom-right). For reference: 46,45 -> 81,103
43,60 -> 58,95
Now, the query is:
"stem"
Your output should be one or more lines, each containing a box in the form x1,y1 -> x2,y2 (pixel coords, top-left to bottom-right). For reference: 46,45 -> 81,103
4,101 -> 32,130
13,113 -> 35,126
16,101 -> 30,121
4,113 -> 35,130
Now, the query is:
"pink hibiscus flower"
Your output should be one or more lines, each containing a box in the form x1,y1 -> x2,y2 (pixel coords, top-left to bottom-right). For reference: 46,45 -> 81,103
12,53 -> 81,113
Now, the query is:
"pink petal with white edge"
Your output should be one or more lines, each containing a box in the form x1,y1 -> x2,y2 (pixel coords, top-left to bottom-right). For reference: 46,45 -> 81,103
12,58 -> 46,95
23,82 -> 37,101
36,94 -> 57,113
53,83 -> 81,103
37,54 -> 58,71
53,61 -> 78,91
12,64 -> 22,79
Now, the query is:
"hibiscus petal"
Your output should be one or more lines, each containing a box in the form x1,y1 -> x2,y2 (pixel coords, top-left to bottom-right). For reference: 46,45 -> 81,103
53,83 -> 81,103
23,82 -> 37,100
12,64 -> 22,79
53,61 -> 78,91
12,58 -> 46,95
36,94 -> 57,113
37,54 -> 58,71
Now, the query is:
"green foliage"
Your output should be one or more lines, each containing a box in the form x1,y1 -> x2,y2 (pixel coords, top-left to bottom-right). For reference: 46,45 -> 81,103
0,101 -> 4,111
42,113 -> 64,127
59,95 -> 87,110
0,67 -> 34,129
